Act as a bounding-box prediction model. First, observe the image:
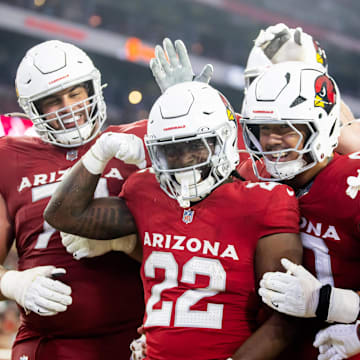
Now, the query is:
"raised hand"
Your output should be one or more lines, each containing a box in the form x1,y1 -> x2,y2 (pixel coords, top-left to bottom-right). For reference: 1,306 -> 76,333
150,38 -> 213,93
253,23 -> 327,69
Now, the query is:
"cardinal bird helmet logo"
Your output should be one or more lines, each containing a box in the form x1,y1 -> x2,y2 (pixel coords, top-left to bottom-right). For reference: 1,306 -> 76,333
314,74 -> 336,115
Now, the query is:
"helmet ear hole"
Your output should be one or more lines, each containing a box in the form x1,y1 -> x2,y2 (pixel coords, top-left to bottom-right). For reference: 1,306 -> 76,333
83,80 -> 94,97
246,76 -> 257,89
33,100 -> 43,115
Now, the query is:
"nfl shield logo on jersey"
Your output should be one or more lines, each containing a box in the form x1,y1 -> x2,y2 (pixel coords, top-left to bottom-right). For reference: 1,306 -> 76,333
66,149 -> 78,161
182,209 -> 194,224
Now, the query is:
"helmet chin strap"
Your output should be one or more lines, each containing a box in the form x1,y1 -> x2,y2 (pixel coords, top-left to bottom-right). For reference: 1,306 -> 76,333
174,170 -> 215,208
264,155 -> 307,179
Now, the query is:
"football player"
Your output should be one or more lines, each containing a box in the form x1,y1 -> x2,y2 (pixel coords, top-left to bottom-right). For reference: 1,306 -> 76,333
150,24 -> 360,168
243,23 -> 360,155
0,40 -> 149,359
149,33 -> 360,359
44,80 -> 303,360
241,61 -> 360,360
130,29 -> 349,360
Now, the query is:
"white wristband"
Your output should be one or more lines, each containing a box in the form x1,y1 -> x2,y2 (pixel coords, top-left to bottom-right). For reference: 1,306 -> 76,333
81,146 -> 108,175
328,288 -> 360,323
1,271 -> 20,301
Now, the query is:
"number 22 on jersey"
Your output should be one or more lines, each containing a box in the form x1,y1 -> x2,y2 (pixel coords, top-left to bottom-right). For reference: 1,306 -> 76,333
144,251 -> 226,329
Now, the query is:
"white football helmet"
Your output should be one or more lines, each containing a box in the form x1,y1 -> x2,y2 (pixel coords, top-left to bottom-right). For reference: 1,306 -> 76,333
241,61 -> 340,181
145,81 -> 239,208
244,46 -> 273,91
244,25 -> 328,91
15,40 -> 106,147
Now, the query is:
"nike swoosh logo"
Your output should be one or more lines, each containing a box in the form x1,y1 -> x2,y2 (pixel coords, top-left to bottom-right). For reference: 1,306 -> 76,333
287,188 -> 295,197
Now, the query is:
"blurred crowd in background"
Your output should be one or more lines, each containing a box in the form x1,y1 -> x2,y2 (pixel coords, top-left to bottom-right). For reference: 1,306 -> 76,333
1,0 -> 360,121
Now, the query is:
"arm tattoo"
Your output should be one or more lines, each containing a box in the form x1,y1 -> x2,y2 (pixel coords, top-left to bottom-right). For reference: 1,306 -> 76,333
45,160 -> 136,238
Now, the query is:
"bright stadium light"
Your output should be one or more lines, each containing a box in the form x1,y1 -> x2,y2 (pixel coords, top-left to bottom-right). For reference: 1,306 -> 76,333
128,90 -> 143,104
34,0 -> 46,6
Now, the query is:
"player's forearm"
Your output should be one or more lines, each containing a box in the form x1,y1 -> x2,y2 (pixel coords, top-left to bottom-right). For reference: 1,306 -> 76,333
231,313 -> 299,360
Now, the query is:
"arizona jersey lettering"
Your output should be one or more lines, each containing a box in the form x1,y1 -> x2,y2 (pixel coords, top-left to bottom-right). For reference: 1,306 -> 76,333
0,120 -> 148,357
121,169 -> 299,360
241,153 -> 360,360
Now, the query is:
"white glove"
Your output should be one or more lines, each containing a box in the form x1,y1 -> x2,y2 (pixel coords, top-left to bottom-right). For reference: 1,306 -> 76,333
259,258 -> 360,323
82,132 -> 146,175
253,23 -> 327,69
150,37 -> 213,93
0,266 -> 72,316
314,322 -> 360,360
61,232 -> 137,260
259,258 -> 321,317
130,334 -> 146,360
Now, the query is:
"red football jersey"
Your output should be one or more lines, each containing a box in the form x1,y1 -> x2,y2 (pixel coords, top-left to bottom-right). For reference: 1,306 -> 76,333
0,120 -> 148,356
290,153 -> 360,359
241,154 -> 360,289
121,170 -> 299,360
299,153 -> 360,289
240,153 -> 360,360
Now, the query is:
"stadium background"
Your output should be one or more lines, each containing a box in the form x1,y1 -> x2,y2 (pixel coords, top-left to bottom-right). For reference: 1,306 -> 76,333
0,0 -> 359,357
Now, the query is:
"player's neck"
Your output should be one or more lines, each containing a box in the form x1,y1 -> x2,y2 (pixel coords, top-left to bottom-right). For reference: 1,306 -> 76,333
284,156 -> 333,190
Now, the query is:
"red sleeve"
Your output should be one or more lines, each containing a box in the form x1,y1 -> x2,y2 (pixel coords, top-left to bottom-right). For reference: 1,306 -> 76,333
118,168 -> 149,201
106,119 -> 148,138
260,183 -> 299,237
243,182 -> 299,239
